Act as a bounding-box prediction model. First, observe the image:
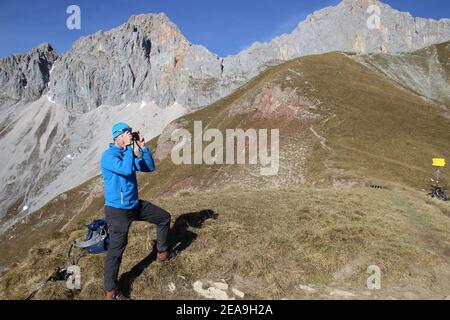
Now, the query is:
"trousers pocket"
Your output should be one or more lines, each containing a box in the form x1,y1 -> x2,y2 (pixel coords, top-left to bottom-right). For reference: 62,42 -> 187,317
105,207 -> 131,234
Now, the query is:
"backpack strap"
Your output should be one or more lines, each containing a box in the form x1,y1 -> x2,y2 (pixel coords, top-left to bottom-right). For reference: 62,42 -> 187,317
73,227 -> 108,249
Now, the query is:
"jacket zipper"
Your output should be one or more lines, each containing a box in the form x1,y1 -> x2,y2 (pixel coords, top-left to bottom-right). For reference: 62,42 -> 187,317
120,187 -> 124,205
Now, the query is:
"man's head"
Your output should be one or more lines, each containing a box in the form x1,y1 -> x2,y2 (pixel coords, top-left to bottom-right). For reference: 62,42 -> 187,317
112,122 -> 133,148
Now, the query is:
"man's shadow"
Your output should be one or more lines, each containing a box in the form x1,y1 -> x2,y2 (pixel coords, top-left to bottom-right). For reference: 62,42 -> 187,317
118,209 -> 218,297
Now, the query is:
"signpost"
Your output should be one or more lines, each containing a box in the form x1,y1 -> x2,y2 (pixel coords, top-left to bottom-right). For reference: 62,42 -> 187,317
432,158 -> 446,184
429,158 -> 448,201
432,158 -> 446,167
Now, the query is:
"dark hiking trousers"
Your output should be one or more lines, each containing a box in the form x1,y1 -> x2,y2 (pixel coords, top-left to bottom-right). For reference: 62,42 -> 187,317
104,199 -> 171,292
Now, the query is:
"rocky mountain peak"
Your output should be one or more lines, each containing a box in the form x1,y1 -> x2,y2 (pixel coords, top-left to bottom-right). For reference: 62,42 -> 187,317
5,0 -> 450,112
222,0 -> 449,81
32,42 -> 55,54
0,43 -> 57,101
341,0 -> 379,5
46,11 -> 220,113
128,12 -> 186,40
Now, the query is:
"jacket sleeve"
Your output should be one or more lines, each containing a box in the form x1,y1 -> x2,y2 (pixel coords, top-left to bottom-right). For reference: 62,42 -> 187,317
101,146 -> 135,176
134,147 -> 156,172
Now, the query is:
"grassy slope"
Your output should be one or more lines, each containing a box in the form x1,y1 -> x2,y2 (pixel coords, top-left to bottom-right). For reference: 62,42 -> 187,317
1,188 -> 449,300
1,47 -> 449,299
131,52 -> 450,196
352,42 -> 450,105
298,52 -> 449,188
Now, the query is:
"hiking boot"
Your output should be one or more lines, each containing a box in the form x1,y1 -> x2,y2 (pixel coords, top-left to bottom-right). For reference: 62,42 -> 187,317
106,289 -> 128,300
156,250 -> 170,264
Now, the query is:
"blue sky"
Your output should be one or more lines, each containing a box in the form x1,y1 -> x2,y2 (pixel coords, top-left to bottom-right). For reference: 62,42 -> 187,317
0,0 -> 449,58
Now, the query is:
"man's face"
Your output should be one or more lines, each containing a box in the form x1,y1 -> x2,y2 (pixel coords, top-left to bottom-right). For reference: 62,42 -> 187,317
115,129 -> 132,147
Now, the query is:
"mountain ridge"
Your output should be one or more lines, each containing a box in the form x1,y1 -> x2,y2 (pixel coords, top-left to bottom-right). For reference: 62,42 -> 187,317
0,43 -> 57,101
2,0 -> 449,112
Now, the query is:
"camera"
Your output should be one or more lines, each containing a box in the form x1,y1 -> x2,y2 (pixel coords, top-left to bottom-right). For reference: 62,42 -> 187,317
131,131 -> 140,141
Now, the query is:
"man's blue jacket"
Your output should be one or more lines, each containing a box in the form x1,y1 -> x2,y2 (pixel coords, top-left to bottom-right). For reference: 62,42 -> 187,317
101,144 -> 155,210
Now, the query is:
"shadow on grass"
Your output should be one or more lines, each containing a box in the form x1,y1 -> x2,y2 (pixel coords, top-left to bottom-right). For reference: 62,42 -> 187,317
118,209 -> 218,297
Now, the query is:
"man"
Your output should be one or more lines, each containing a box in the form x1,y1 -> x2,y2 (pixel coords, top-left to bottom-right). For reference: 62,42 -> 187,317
101,122 -> 171,300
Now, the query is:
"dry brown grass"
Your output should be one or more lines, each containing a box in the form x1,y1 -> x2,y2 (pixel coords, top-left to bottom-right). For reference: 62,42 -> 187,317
1,187 -> 449,300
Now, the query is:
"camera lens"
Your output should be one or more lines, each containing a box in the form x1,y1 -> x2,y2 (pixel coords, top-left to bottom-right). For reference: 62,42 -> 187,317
132,132 -> 140,141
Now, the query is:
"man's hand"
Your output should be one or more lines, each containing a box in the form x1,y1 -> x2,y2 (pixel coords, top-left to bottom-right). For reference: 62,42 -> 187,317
123,131 -> 133,146
137,132 -> 145,149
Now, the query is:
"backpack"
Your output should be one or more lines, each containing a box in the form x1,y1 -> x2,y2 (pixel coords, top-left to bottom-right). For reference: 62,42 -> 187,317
73,219 -> 109,254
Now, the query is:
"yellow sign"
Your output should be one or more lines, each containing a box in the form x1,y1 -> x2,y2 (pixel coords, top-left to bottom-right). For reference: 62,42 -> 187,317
432,158 -> 446,167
